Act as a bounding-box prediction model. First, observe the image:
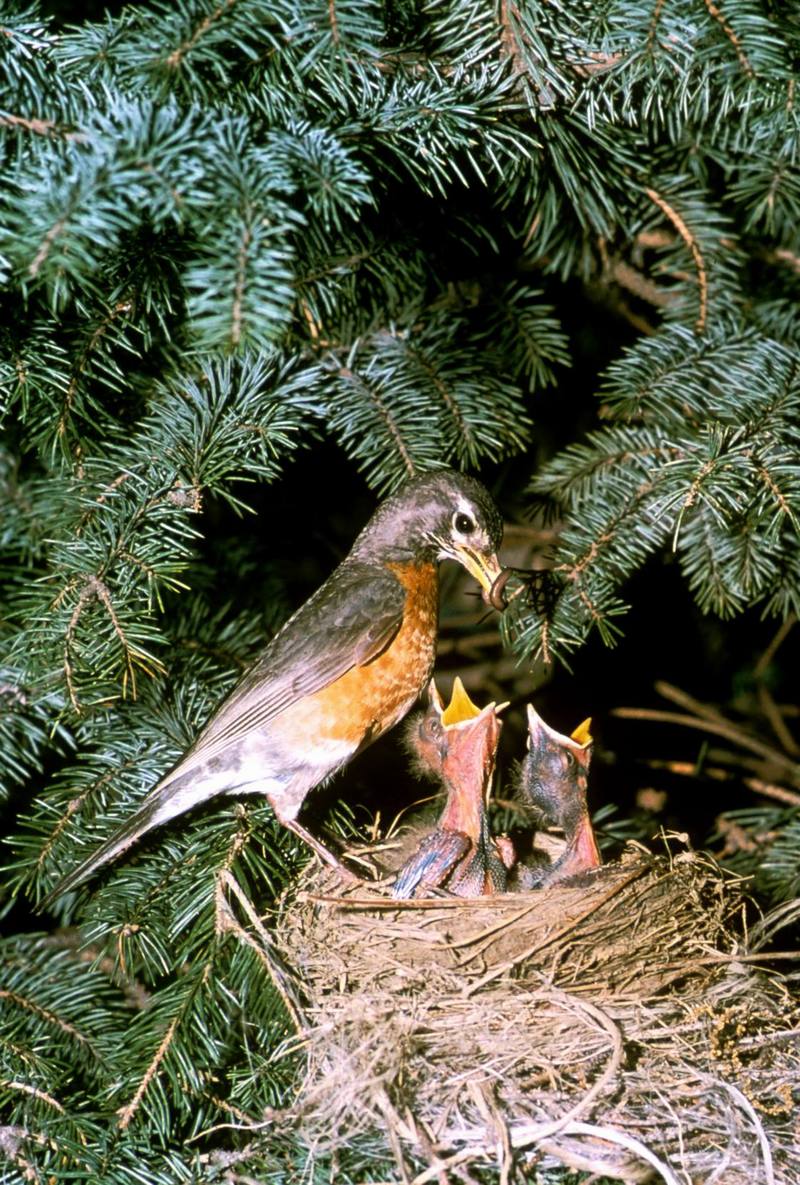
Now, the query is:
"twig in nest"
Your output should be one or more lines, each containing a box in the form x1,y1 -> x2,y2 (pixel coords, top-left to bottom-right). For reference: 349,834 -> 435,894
463,866 -> 649,994
449,1004 -> 672,1182
407,1144 -> 476,1185
540,1121 -> 682,1184
436,900 -> 542,954
410,1112 -> 455,1185
376,1091 -> 412,1184
467,1082 -> 513,1185
690,1071 -> 775,1185
532,989 -> 624,1136
663,951 -> 800,967
308,891 -> 529,911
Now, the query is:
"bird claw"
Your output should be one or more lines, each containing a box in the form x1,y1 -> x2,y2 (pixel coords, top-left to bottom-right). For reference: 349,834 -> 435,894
332,861 -> 363,886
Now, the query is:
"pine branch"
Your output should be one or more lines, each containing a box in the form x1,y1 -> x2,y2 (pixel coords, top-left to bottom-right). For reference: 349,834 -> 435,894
518,328 -> 800,661
2,3 -> 800,1179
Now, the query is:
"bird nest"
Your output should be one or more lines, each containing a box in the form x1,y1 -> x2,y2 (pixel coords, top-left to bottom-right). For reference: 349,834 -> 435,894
271,841 -> 800,1184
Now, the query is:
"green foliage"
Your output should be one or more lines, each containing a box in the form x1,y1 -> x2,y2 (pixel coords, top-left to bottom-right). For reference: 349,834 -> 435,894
1,0 -> 800,1180
508,327 -> 800,665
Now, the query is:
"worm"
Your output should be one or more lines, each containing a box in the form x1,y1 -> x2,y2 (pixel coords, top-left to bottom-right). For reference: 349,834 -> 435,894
488,568 -> 513,611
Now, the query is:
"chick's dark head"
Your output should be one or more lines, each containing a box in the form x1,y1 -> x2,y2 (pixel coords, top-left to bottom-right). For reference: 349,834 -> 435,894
404,678 -> 501,791
519,706 -> 601,875
520,706 -> 592,828
403,681 -> 447,780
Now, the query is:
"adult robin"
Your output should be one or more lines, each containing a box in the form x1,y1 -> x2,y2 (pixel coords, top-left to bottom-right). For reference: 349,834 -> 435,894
392,678 -> 514,898
518,707 -> 602,885
40,469 -> 505,907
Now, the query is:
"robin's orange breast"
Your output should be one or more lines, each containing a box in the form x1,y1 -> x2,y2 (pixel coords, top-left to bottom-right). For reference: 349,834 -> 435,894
275,561 -> 439,751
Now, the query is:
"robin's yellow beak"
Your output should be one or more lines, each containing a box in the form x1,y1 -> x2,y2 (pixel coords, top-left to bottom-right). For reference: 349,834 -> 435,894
452,545 -> 504,605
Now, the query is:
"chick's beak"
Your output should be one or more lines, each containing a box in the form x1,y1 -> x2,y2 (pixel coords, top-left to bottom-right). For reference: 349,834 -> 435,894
525,703 -> 566,754
442,705 -> 501,789
452,545 -> 504,607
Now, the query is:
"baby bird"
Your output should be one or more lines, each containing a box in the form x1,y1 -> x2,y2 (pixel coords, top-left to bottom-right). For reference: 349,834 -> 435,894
518,706 -> 602,885
392,678 -> 513,899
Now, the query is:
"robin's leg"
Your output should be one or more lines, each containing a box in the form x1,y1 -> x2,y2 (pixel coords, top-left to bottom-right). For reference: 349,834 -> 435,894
282,817 -> 360,883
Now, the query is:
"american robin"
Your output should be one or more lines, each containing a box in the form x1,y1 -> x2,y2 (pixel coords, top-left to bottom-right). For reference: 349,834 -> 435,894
392,678 -> 513,898
518,707 -> 601,885
40,469 -> 505,907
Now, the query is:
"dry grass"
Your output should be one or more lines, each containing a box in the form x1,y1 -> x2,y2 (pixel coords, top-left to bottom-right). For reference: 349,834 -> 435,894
270,843 -> 800,1183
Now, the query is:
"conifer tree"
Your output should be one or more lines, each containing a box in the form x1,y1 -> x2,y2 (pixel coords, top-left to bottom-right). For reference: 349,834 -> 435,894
1,2 -> 798,1181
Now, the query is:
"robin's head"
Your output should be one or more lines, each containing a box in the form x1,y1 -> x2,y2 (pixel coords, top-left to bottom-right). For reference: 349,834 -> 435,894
355,469 -> 504,603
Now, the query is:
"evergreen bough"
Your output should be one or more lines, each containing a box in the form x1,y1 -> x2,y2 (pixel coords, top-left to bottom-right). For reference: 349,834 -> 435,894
1,2 -> 798,1181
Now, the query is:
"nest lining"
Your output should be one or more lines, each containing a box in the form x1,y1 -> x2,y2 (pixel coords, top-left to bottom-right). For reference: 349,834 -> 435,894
272,845 -> 800,1184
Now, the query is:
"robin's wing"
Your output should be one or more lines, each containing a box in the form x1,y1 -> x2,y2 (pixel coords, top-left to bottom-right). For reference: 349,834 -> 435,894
36,564 -> 409,911
163,561 -> 408,778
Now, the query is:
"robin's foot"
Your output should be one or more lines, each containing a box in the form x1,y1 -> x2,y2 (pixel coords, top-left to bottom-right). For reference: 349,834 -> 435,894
283,817 -> 361,883
331,861 -> 362,886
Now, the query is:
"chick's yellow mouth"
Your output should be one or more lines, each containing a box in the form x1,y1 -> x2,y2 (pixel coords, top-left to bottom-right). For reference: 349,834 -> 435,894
570,718 -> 593,746
441,676 -> 482,726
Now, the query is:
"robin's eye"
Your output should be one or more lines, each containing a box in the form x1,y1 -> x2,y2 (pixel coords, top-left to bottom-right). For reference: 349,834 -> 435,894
453,512 -> 475,535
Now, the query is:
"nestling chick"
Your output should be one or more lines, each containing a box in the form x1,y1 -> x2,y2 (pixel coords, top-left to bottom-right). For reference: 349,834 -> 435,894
392,678 -> 513,898
518,707 -> 601,885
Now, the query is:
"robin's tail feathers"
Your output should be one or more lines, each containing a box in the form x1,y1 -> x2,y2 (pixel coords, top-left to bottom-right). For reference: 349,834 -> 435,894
37,769 -> 210,911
